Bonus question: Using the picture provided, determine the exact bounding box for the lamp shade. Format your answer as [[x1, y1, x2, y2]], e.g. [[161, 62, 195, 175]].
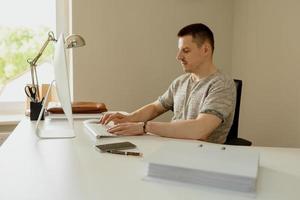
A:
[[65, 34, 86, 48]]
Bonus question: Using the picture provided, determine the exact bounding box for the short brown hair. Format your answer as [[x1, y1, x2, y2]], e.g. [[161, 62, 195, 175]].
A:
[[177, 23, 214, 52]]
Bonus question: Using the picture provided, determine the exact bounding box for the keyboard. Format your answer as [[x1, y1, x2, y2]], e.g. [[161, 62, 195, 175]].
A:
[[83, 119, 116, 139]]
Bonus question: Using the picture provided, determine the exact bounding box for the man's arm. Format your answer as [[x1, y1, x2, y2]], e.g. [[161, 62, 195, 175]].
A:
[[107, 112, 222, 140], [129, 100, 167, 122], [145, 113, 222, 140], [100, 100, 167, 124]]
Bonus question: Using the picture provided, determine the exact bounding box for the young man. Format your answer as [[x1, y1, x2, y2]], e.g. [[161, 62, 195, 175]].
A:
[[100, 23, 236, 144]]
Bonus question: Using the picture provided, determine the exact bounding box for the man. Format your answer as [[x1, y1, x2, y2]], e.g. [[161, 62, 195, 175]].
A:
[[100, 23, 236, 144]]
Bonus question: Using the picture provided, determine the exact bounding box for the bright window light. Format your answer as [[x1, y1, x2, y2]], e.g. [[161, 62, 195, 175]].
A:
[[0, 0, 56, 102]]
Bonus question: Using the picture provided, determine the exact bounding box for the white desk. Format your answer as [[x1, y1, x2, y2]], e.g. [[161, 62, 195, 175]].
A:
[[0, 118, 299, 200]]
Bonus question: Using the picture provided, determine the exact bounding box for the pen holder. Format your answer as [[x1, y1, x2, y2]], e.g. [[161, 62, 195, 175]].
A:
[[30, 101, 44, 121]]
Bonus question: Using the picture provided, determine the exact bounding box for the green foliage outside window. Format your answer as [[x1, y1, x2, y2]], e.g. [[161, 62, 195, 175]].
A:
[[0, 27, 54, 90]]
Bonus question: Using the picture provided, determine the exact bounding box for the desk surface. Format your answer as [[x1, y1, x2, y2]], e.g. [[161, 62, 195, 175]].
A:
[[0, 118, 299, 200]]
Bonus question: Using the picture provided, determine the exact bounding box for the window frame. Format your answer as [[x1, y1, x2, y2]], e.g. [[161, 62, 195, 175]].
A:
[[0, 101, 24, 114]]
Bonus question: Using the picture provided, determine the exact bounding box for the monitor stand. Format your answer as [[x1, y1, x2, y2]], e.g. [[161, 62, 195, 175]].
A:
[[35, 80, 75, 139]]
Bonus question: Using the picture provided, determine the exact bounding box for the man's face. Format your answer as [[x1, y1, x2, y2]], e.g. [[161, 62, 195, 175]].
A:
[[176, 35, 208, 73]]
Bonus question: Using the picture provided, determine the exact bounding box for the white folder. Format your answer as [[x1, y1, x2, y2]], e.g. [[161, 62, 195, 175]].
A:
[[145, 141, 259, 194]]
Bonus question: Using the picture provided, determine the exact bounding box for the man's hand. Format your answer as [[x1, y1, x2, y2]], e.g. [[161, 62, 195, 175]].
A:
[[107, 122, 145, 135], [100, 112, 132, 125]]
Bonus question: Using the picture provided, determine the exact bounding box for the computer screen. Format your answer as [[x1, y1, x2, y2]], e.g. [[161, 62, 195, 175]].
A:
[[53, 34, 74, 129], [35, 33, 75, 139]]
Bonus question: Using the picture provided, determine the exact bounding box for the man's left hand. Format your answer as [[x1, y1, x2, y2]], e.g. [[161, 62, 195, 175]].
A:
[[107, 122, 145, 135]]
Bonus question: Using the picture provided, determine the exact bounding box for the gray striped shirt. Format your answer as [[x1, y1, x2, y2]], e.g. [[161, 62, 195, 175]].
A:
[[158, 71, 236, 143]]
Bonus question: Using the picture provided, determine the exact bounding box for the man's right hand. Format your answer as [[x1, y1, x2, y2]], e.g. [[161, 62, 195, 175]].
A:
[[99, 112, 132, 125]]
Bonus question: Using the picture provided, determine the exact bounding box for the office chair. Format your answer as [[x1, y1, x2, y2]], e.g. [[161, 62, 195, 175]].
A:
[[225, 79, 252, 146]]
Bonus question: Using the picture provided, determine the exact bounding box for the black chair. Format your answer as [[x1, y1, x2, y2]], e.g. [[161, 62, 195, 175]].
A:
[[225, 79, 252, 146]]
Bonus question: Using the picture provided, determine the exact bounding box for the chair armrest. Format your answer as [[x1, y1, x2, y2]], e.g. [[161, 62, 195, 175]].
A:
[[225, 138, 252, 146]]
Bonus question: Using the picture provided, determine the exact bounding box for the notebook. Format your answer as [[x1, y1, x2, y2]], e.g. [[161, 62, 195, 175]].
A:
[[145, 141, 259, 194]]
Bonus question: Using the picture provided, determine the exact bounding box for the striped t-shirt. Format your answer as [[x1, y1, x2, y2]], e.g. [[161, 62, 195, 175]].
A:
[[158, 71, 236, 144]]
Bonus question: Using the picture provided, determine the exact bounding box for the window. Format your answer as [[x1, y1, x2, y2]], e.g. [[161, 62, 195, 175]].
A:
[[0, 0, 56, 104]]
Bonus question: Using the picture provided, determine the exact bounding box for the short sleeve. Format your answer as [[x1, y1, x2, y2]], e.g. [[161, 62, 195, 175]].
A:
[[199, 79, 236, 123], [158, 83, 174, 111]]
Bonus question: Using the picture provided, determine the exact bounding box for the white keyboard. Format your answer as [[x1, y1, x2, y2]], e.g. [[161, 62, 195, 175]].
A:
[[83, 119, 116, 139]]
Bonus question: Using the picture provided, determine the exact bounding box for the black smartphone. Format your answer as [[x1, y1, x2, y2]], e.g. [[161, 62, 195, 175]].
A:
[[95, 142, 136, 152]]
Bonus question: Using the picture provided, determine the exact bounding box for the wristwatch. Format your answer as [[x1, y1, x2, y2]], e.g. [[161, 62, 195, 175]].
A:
[[143, 121, 148, 134]]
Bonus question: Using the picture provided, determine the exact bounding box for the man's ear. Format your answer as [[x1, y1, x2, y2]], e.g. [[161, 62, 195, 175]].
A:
[[202, 42, 211, 55]]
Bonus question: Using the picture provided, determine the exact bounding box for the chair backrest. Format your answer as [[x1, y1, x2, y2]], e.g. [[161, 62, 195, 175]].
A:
[[226, 79, 242, 140]]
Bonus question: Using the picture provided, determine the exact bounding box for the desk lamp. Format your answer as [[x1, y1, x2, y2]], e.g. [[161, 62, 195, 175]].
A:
[[27, 32, 85, 121], [65, 34, 86, 48], [27, 31, 85, 99]]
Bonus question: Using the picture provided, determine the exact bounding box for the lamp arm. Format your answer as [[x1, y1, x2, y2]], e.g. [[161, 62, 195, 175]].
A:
[[28, 31, 57, 67], [26, 31, 57, 99]]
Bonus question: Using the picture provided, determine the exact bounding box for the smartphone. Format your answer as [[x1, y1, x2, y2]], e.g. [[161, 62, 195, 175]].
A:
[[95, 142, 136, 152]]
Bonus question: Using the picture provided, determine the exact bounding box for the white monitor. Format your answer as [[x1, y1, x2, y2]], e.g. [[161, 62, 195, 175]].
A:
[[35, 34, 75, 139]]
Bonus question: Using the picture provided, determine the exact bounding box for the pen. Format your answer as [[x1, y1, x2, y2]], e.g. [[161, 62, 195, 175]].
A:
[[106, 150, 143, 157]]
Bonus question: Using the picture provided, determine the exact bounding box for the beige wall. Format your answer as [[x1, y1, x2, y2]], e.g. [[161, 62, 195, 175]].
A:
[[232, 0, 300, 147], [71, 0, 234, 121], [71, 0, 300, 147]]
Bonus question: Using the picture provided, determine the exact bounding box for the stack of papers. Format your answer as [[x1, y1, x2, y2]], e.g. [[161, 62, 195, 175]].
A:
[[145, 141, 259, 193]]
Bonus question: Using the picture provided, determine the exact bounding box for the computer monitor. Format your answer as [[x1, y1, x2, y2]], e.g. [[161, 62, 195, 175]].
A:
[[35, 33, 75, 139]]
